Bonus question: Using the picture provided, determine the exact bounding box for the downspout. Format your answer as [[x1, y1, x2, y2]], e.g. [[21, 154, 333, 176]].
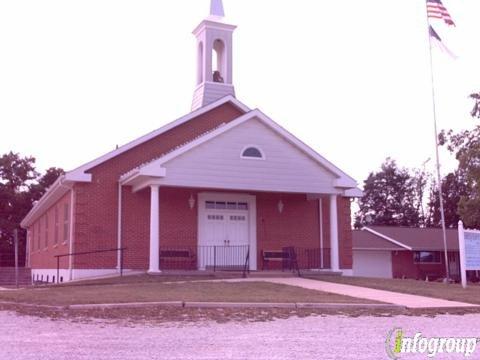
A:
[[58, 176, 75, 281], [318, 198, 324, 269], [68, 188, 75, 281], [117, 182, 123, 272]]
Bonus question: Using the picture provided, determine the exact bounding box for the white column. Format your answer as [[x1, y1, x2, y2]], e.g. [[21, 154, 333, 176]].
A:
[[458, 221, 467, 288], [148, 185, 161, 274], [329, 194, 340, 271]]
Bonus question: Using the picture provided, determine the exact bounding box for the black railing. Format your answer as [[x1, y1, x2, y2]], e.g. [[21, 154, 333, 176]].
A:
[[295, 247, 331, 270], [159, 245, 250, 272], [242, 249, 250, 278], [54, 247, 126, 284], [261, 247, 331, 275], [0, 253, 15, 268]]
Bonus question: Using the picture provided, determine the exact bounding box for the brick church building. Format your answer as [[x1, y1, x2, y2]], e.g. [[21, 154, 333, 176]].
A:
[[21, 0, 362, 282]]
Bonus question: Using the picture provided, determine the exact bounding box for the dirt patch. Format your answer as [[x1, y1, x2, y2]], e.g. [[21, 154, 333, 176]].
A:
[[3, 301, 480, 326]]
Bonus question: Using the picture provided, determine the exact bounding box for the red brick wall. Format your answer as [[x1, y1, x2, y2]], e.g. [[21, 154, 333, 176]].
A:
[[28, 192, 72, 270], [338, 197, 353, 269], [29, 187, 354, 271], [119, 187, 352, 271], [392, 251, 452, 279], [257, 193, 320, 269]]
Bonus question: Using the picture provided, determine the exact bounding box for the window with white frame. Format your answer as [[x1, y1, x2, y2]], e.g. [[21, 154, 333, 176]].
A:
[[205, 201, 248, 210], [32, 226, 35, 252], [45, 214, 49, 248], [37, 221, 41, 250], [54, 206, 59, 244], [63, 203, 69, 242], [413, 251, 441, 264]]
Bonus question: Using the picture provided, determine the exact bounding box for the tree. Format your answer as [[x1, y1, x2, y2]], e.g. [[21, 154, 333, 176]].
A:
[[426, 171, 469, 228], [0, 152, 64, 265], [355, 158, 426, 228], [437, 92, 480, 228], [29, 167, 65, 201]]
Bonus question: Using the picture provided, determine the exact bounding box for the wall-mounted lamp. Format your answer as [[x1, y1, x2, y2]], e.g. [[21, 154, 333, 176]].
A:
[[277, 200, 284, 214], [188, 194, 196, 210]]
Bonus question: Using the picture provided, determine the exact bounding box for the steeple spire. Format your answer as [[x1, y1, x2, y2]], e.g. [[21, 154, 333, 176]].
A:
[[210, 0, 225, 18]]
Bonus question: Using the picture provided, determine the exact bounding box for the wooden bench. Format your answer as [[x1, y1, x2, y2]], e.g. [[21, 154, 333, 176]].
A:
[[159, 249, 196, 270], [262, 250, 289, 270]]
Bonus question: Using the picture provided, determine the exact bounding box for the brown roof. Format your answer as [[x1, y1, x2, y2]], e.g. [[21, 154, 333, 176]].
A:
[[353, 226, 459, 251], [352, 229, 406, 251]]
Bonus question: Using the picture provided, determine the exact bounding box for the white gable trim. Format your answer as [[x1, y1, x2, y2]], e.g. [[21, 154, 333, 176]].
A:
[[126, 109, 358, 189], [362, 227, 413, 251], [344, 188, 363, 198], [20, 176, 73, 228], [66, 96, 250, 182]]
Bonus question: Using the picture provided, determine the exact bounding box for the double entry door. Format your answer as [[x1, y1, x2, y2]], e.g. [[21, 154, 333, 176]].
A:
[[199, 200, 250, 269]]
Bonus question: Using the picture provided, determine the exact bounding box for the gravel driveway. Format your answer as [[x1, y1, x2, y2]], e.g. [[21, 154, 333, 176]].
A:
[[1, 311, 480, 360]]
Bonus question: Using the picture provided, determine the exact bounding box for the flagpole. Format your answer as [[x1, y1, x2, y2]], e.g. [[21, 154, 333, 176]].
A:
[[424, 2, 450, 281]]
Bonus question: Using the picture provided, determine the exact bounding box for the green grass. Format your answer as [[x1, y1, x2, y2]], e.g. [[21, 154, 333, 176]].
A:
[[0, 275, 378, 306], [307, 275, 480, 305]]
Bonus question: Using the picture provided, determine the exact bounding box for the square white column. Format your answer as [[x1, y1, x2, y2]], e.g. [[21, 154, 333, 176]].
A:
[[148, 185, 161, 274], [329, 194, 340, 271]]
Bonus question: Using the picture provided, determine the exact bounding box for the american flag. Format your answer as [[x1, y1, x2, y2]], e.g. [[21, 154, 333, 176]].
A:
[[426, 0, 455, 26]]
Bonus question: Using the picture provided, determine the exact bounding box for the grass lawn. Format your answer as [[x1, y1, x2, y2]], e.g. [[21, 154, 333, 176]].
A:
[[0, 275, 378, 306], [307, 275, 480, 305]]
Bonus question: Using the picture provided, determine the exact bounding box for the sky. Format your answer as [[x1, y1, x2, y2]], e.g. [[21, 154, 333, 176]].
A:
[[1, 0, 480, 188]]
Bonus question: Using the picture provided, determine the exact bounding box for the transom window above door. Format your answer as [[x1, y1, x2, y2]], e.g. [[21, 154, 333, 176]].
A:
[[206, 201, 249, 210]]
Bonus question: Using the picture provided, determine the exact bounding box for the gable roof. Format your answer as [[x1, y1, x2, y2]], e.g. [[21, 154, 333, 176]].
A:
[[353, 226, 459, 251], [22, 96, 362, 228], [120, 109, 360, 191], [21, 96, 249, 228], [65, 95, 250, 182]]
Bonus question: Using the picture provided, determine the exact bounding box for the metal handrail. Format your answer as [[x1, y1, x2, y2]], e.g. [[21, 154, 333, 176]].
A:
[[242, 249, 250, 278], [53, 247, 126, 284]]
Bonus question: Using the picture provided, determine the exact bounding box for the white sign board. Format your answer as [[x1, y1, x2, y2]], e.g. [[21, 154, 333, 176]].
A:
[[464, 232, 480, 270], [458, 221, 480, 288]]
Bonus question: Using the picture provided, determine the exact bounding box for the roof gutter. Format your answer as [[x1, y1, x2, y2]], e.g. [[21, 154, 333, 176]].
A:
[[20, 175, 74, 228]]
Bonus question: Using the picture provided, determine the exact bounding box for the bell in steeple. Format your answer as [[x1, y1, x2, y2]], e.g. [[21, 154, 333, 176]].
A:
[[192, 0, 237, 111]]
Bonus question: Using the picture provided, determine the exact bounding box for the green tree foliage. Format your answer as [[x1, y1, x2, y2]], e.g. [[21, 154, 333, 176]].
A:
[[0, 152, 64, 265], [426, 171, 469, 228], [355, 158, 426, 228], [437, 92, 480, 228]]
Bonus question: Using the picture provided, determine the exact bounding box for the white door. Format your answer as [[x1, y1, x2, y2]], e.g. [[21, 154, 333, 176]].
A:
[[353, 250, 393, 278], [199, 200, 250, 269]]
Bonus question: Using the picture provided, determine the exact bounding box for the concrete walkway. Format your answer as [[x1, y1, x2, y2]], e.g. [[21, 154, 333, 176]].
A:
[[224, 277, 479, 309]]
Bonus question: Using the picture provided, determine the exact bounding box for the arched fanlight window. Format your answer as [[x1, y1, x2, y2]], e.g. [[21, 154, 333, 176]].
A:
[[241, 146, 265, 160]]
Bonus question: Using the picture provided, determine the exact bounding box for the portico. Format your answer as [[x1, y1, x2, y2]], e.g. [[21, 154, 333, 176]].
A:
[[119, 113, 360, 273]]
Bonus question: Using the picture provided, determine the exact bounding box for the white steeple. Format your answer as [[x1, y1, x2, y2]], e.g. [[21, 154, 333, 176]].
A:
[[191, 0, 237, 111], [210, 0, 225, 18]]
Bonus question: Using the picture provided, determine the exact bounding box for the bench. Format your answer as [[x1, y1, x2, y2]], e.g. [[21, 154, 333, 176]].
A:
[[262, 248, 298, 271], [159, 249, 196, 270]]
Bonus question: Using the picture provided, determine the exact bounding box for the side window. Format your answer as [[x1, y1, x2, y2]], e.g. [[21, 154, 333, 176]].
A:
[[45, 214, 49, 247], [54, 206, 59, 244], [63, 203, 70, 242]]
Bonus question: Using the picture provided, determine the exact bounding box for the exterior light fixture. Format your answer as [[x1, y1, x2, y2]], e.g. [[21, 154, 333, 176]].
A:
[[277, 200, 284, 214], [188, 194, 196, 210]]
